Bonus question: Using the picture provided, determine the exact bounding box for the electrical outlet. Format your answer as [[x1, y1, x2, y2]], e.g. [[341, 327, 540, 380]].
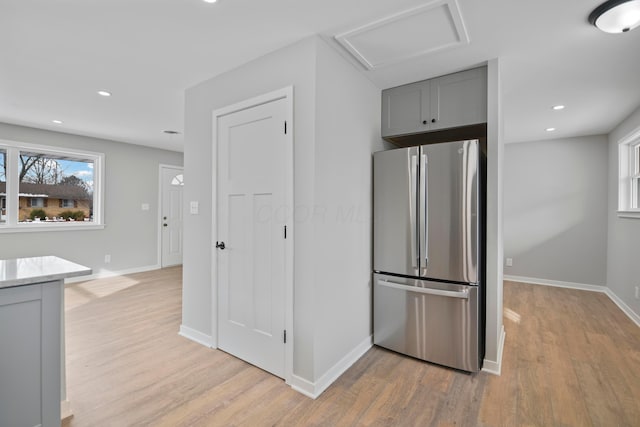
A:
[[104, 254, 111, 264], [506, 257, 513, 267]]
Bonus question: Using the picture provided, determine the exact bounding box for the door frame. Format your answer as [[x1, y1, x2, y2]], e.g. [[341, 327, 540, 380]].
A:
[[211, 86, 294, 384], [158, 164, 184, 267]]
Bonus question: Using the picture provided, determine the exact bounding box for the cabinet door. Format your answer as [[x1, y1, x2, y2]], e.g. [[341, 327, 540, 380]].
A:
[[0, 282, 61, 427], [429, 67, 487, 131], [381, 81, 430, 137]]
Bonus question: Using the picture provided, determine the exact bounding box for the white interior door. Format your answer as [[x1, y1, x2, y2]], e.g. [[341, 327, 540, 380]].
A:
[[161, 166, 184, 267], [216, 97, 287, 378]]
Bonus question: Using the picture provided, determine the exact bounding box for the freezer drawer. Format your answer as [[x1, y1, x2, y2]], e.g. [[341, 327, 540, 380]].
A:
[[373, 273, 480, 372]]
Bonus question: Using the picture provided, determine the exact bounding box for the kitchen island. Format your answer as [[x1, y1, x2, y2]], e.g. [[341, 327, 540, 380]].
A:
[[0, 256, 91, 427]]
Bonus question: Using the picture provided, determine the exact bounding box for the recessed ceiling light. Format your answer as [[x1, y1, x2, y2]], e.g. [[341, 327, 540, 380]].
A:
[[52, 119, 63, 124], [97, 90, 112, 97], [203, 0, 217, 3], [546, 127, 556, 132], [552, 105, 565, 110], [163, 130, 181, 135]]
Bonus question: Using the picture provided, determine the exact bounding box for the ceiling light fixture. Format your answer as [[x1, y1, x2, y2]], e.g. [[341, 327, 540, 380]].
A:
[[97, 90, 112, 97], [589, 0, 640, 33], [203, 0, 218, 3], [552, 105, 565, 110], [546, 127, 556, 132], [52, 119, 63, 124]]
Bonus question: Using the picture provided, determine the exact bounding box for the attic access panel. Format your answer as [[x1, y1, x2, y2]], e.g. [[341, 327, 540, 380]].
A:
[[335, 0, 470, 70]]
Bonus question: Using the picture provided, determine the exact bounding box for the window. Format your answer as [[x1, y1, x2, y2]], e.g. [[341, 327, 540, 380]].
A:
[[29, 197, 45, 208], [632, 143, 640, 209], [618, 130, 640, 218], [0, 148, 5, 224], [0, 140, 104, 231], [171, 173, 184, 186]]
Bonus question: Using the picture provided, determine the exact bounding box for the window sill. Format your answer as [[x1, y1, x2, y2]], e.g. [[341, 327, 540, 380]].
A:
[[617, 211, 640, 219], [0, 223, 106, 233]]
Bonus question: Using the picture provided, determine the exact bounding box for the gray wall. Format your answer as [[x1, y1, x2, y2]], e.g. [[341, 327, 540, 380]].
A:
[[503, 135, 609, 286], [183, 37, 316, 379], [0, 122, 183, 273], [312, 39, 382, 377], [182, 36, 384, 384], [607, 105, 640, 317]]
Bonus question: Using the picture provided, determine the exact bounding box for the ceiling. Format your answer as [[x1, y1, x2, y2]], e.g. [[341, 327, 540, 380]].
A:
[[1, 0, 639, 152]]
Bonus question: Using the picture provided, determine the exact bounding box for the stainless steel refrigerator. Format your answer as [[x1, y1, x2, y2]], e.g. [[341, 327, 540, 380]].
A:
[[373, 139, 485, 372]]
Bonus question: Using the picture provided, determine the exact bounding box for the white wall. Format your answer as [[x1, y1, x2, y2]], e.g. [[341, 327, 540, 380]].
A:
[[503, 135, 609, 286], [312, 39, 383, 378], [607, 105, 640, 318], [484, 58, 504, 373], [183, 36, 382, 387], [183, 37, 317, 379], [0, 122, 183, 274]]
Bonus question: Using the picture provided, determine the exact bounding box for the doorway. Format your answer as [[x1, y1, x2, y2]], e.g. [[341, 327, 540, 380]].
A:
[[212, 87, 293, 381], [160, 165, 184, 267]]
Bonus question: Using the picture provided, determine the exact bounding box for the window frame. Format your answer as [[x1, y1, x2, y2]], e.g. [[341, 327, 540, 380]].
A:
[[0, 139, 105, 233], [617, 128, 640, 218]]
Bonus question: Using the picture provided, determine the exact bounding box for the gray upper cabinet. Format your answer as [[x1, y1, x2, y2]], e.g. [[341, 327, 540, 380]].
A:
[[381, 67, 487, 138], [381, 80, 429, 137]]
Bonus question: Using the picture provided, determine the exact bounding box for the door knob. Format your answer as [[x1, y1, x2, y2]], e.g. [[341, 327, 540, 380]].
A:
[[216, 241, 226, 250]]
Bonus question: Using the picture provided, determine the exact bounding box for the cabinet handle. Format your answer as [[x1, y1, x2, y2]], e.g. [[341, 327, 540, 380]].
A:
[[431, 118, 437, 123], [422, 120, 427, 125]]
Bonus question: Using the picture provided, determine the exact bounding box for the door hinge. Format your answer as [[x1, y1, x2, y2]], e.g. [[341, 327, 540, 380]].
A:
[[284, 121, 287, 135], [284, 225, 287, 239], [284, 330, 287, 344]]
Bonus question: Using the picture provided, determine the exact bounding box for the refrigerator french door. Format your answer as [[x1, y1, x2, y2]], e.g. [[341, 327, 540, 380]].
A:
[[373, 140, 483, 372]]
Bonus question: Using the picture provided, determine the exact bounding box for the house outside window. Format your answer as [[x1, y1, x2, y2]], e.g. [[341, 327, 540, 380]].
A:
[[0, 140, 104, 231], [618, 130, 640, 218]]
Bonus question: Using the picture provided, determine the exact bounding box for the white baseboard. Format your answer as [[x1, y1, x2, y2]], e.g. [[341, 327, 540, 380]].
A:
[[504, 275, 639, 327], [604, 288, 640, 327], [289, 375, 317, 399], [61, 399, 73, 421], [64, 264, 162, 284], [290, 335, 372, 399], [504, 275, 606, 292], [179, 325, 214, 348], [482, 325, 505, 376]]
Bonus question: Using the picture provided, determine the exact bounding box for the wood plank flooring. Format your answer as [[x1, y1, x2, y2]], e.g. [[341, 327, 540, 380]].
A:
[[62, 270, 640, 427]]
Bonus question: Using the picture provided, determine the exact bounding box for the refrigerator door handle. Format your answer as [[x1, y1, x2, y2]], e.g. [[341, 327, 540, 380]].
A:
[[419, 153, 428, 274], [410, 154, 419, 269], [377, 279, 469, 299]]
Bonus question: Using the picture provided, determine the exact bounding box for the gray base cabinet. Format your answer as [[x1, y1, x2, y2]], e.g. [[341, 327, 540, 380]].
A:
[[381, 67, 487, 138], [0, 281, 62, 427]]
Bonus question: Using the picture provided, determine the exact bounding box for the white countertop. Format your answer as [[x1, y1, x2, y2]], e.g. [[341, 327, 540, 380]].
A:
[[0, 256, 92, 289]]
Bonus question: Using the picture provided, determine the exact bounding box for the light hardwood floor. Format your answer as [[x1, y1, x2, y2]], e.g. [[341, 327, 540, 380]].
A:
[[62, 268, 640, 427]]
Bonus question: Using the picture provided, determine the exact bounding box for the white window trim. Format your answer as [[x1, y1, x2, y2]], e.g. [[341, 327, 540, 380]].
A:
[[617, 127, 640, 218], [0, 139, 105, 233]]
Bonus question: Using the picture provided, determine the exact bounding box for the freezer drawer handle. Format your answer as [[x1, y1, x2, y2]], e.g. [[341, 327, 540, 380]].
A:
[[377, 279, 469, 299]]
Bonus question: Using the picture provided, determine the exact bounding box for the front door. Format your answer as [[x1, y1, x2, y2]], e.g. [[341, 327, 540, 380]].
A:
[[216, 97, 287, 378], [161, 166, 184, 267]]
